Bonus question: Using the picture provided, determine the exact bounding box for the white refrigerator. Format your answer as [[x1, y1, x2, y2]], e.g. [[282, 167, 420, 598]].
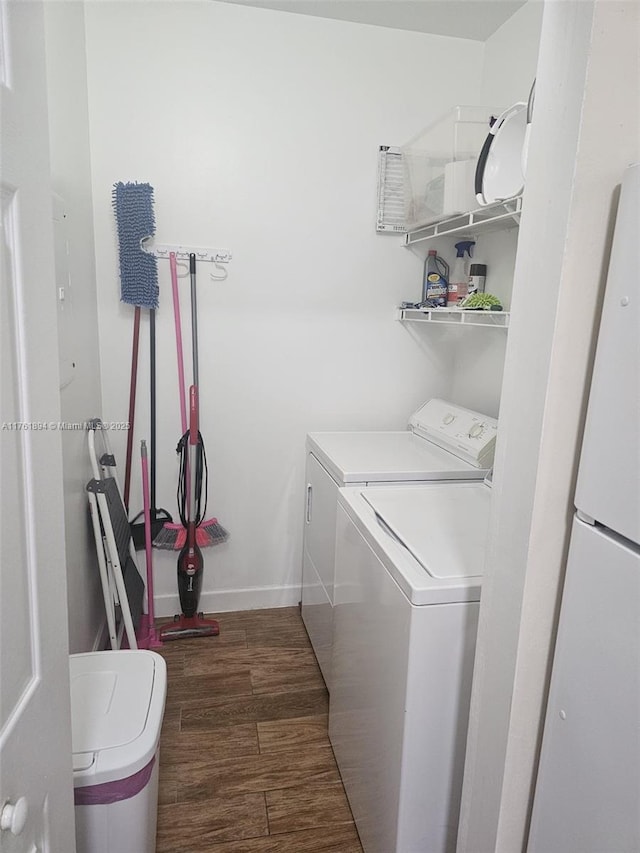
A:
[[528, 163, 640, 852]]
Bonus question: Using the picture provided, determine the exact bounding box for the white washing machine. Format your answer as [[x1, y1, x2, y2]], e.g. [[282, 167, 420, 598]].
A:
[[301, 399, 496, 689], [328, 480, 492, 853]]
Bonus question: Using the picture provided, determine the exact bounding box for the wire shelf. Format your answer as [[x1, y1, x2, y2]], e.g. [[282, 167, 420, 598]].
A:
[[397, 307, 510, 328], [404, 196, 523, 246]]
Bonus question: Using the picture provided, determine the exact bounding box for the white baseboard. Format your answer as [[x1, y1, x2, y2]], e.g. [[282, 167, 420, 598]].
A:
[[153, 584, 301, 618]]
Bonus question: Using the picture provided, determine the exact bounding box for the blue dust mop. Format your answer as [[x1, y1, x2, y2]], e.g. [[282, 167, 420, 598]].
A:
[[112, 181, 172, 544], [112, 181, 159, 310]]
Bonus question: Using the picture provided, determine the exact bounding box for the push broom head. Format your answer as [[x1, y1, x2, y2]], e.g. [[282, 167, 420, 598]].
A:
[[153, 406, 229, 551], [112, 181, 159, 309], [153, 518, 229, 551]]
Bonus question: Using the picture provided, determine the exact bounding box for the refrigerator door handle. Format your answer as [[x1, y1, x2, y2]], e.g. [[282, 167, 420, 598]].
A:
[[576, 509, 596, 525]]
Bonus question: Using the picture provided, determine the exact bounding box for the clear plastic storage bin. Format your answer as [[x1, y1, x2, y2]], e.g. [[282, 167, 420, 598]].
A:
[[401, 106, 499, 230]]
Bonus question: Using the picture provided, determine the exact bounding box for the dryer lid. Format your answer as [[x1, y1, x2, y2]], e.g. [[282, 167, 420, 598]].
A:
[[409, 399, 498, 469], [363, 483, 491, 579]]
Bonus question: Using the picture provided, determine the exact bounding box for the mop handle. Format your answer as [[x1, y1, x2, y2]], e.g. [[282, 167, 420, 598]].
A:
[[123, 307, 141, 511], [170, 252, 187, 434], [150, 308, 157, 514], [190, 254, 199, 389], [140, 440, 156, 626]]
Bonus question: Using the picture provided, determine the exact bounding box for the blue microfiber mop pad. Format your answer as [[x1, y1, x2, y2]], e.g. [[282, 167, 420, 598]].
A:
[[112, 181, 159, 309]]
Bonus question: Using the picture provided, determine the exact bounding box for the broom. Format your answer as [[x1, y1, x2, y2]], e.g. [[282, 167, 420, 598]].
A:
[[153, 252, 228, 550]]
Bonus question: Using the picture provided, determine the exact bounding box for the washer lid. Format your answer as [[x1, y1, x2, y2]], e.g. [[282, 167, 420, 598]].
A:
[[70, 651, 167, 786], [362, 483, 491, 579], [307, 431, 483, 485]]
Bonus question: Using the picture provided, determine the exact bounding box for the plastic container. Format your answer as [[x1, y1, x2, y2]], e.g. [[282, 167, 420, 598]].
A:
[[468, 263, 487, 296], [448, 240, 475, 307], [401, 106, 500, 229], [422, 250, 449, 307], [70, 651, 167, 853]]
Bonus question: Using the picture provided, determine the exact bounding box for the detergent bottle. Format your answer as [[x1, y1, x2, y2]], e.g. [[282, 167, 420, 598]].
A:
[[447, 240, 475, 307], [422, 250, 449, 307]]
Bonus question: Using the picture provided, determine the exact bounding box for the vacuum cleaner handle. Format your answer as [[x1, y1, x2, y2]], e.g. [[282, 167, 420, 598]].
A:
[[189, 385, 199, 445], [189, 253, 199, 389], [170, 252, 188, 434]]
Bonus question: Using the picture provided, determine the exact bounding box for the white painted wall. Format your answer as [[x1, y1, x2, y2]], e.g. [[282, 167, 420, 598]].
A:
[[458, 2, 640, 851], [44, 2, 104, 653], [84, 0, 483, 615], [480, 0, 543, 108], [449, 0, 544, 418]]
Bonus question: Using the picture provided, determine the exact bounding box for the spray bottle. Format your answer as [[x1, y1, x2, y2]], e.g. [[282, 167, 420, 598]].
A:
[[468, 263, 487, 296], [422, 250, 449, 307], [447, 240, 475, 307]]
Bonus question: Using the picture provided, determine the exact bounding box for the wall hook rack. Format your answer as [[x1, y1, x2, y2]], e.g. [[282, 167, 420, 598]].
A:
[[140, 236, 232, 265]]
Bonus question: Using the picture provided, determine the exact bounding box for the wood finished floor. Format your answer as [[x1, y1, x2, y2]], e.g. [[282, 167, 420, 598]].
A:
[[155, 606, 364, 853]]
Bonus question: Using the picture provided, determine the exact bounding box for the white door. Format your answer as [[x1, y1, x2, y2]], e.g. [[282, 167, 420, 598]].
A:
[[574, 163, 640, 542], [528, 517, 640, 853], [0, 2, 76, 852]]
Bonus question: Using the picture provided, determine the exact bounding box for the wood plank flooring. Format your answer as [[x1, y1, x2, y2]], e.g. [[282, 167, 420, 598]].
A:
[[155, 606, 364, 853]]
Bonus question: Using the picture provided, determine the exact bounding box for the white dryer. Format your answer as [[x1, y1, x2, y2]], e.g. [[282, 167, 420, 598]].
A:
[[301, 399, 497, 689], [329, 480, 492, 853]]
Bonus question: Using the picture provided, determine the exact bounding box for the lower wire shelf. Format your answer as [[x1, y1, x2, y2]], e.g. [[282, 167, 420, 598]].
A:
[[396, 306, 510, 328]]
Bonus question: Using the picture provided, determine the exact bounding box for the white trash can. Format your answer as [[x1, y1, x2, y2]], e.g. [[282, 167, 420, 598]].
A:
[[70, 650, 167, 853]]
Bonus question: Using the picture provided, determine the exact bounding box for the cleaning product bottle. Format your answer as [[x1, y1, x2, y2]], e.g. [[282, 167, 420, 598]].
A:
[[447, 240, 475, 307], [468, 263, 487, 296], [422, 250, 449, 307]]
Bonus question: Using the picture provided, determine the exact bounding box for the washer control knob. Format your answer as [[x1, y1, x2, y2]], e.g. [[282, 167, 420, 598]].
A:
[[469, 423, 484, 439], [1, 797, 29, 836], [443, 413, 455, 425]]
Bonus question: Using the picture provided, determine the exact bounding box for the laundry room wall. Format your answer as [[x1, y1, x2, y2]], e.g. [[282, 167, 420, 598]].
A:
[[43, 2, 104, 653], [448, 0, 544, 418], [84, 0, 484, 614]]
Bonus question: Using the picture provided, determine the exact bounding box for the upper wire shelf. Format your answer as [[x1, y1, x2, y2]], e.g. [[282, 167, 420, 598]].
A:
[[403, 195, 523, 247]]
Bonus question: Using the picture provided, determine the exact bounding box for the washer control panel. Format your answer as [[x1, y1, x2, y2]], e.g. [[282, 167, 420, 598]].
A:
[[409, 398, 498, 467]]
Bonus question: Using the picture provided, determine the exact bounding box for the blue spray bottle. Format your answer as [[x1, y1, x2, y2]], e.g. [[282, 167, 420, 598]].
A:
[[447, 240, 475, 307]]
